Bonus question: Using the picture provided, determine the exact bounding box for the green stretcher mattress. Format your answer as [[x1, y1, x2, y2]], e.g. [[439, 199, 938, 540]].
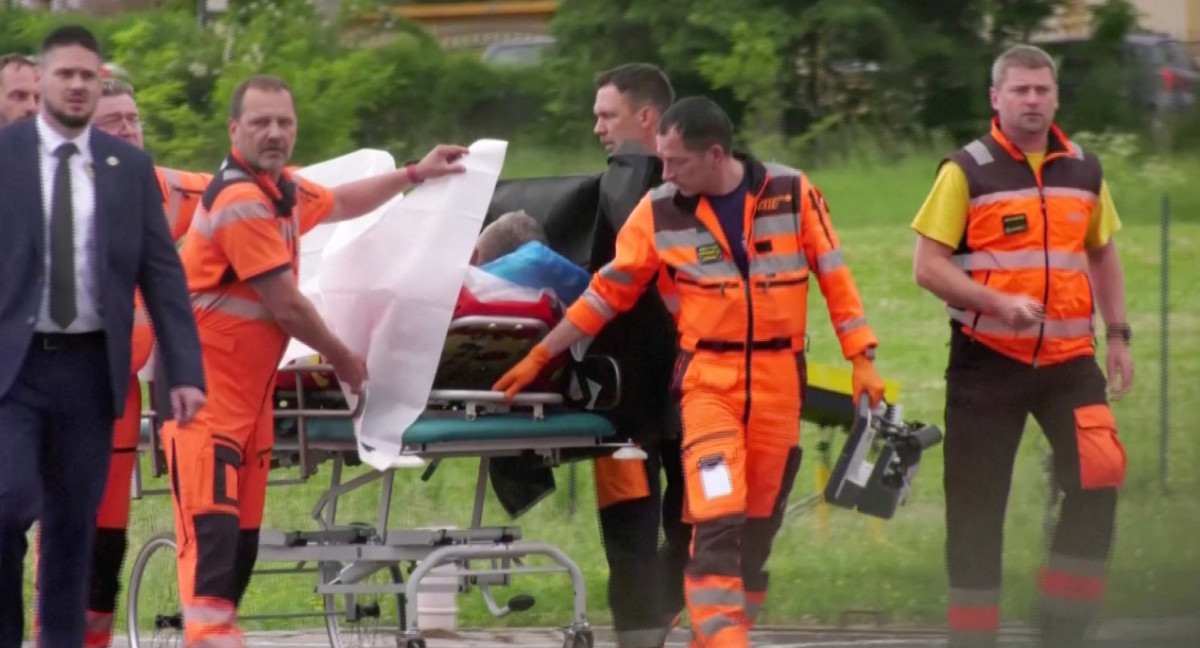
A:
[[142, 411, 614, 447]]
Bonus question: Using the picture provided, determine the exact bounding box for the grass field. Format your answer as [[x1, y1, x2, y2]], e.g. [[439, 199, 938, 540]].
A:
[[23, 140, 1200, 636]]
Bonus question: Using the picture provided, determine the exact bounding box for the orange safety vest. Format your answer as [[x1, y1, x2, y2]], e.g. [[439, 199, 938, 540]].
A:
[[945, 119, 1101, 367], [130, 166, 214, 373], [568, 156, 876, 361]]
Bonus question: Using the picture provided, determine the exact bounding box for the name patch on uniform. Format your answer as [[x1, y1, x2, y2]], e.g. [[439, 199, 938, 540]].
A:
[[1002, 213, 1028, 235], [698, 455, 733, 500], [696, 243, 723, 264], [754, 240, 773, 253]]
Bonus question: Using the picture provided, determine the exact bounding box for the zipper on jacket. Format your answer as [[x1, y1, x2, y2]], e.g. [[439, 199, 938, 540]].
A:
[[1030, 160, 1055, 368], [739, 175, 772, 425]]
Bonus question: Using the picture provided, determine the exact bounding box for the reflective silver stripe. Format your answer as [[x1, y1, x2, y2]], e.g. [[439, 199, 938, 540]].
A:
[[697, 612, 739, 638], [763, 162, 801, 178], [965, 140, 993, 165], [1047, 553, 1107, 578], [836, 316, 868, 335], [743, 600, 762, 622], [949, 587, 1002, 607], [190, 635, 244, 648], [194, 200, 273, 238], [183, 603, 237, 626], [689, 587, 745, 607], [749, 252, 806, 276], [581, 289, 617, 323], [948, 307, 1093, 338], [816, 249, 845, 275], [1043, 187, 1097, 203], [614, 628, 669, 648], [1068, 140, 1085, 160], [675, 261, 741, 281], [660, 293, 680, 315], [159, 167, 183, 232], [753, 213, 797, 236], [221, 168, 251, 182], [599, 262, 634, 285], [655, 229, 717, 250], [968, 187, 1041, 209], [85, 611, 114, 633], [191, 292, 273, 321], [1040, 595, 1100, 615], [133, 305, 150, 327], [951, 250, 1088, 273]]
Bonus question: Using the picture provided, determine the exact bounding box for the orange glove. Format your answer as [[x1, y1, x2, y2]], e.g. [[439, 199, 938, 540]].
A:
[[492, 343, 553, 401], [851, 352, 885, 407]]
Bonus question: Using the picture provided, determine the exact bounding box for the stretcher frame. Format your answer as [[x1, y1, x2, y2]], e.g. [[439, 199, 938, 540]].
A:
[[125, 316, 625, 648]]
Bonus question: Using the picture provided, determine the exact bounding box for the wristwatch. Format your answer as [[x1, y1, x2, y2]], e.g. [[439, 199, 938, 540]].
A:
[[1106, 323, 1132, 344]]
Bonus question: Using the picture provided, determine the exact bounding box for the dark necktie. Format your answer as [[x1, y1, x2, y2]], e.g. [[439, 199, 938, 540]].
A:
[[50, 142, 78, 329]]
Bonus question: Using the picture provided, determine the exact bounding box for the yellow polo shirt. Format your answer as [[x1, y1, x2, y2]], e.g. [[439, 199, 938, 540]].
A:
[[911, 153, 1122, 249]]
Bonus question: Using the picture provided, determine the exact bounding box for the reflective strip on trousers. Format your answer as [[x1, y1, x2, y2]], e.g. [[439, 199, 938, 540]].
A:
[[133, 305, 150, 326], [949, 588, 1001, 607], [951, 249, 1088, 273], [697, 612, 740, 638], [743, 600, 762, 624], [968, 187, 1041, 209], [948, 308, 1092, 338], [191, 292, 274, 321], [184, 603, 237, 626], [1046, 553, 1106, 578], [188, 634, 244, 648], [84, 611, 114, 634], [689, 587, 745, 608], [815, 249, 844, 275], [615, 627, 669, 648]]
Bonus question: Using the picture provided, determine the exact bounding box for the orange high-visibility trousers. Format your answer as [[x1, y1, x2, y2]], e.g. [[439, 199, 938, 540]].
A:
[[678, 349, 805, 648], [161, 320, 280, 648]]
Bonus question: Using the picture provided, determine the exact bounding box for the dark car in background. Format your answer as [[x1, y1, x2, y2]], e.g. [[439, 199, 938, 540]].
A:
[[1039, 31, 1200, 113]]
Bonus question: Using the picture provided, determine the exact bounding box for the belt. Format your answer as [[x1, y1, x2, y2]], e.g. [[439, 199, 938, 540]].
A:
[[32, 331, 106, 351], [695, 336, 794, 353]]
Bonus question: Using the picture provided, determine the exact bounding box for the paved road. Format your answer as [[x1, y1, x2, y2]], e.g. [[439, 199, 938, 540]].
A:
[[100, 618, 1200, 648]]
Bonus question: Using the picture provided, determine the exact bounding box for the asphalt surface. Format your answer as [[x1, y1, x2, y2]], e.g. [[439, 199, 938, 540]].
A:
[[94, 618, 1200, 648]]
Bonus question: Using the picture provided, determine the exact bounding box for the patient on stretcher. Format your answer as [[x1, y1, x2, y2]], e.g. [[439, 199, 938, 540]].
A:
[[274, 211, 596, 517]]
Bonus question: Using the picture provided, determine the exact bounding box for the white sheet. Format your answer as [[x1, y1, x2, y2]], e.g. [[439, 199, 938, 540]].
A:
[[294, 141, 508, 470]]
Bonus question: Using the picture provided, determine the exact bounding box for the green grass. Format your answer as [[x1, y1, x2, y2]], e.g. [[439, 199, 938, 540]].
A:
[[22, 145, 1200, 636]]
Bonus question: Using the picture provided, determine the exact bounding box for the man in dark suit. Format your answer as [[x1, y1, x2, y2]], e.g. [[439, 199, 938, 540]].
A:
[[0, 25, 205, 648]]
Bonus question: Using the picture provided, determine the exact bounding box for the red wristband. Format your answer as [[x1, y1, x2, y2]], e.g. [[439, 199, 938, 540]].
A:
[[405, 163, 422, 184]]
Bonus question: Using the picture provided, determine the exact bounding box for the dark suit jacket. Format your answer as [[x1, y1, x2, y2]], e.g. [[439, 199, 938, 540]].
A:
[[0, 119, 205, 416]]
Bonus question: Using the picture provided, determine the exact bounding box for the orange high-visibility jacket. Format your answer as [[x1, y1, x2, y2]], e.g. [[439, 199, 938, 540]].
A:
[[130, 166, 213, 371], [945, 119, 1101, 367], [567, 156, 876, 361]]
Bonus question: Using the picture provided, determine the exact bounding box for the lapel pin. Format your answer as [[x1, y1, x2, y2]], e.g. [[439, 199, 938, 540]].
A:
[[106, 156, 119, 167]]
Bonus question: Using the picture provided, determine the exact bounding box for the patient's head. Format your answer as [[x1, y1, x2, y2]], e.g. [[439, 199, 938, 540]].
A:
[[472, 210, 548, 265]]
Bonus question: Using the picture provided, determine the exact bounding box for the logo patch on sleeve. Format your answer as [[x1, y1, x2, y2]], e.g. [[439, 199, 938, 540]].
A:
[[1002, 213, 1028, 235], [696, 243, 723, 264]]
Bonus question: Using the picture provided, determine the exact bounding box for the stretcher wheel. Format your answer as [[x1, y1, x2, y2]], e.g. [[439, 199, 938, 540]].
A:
[[562, 629, 593, 648], [323, 562, 405, 648], [126, 533, 183, 648]]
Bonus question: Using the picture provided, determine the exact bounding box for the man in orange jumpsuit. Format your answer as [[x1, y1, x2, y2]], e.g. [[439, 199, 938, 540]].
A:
[[495, 96, 886, 648], [84, 77, 211, 648], [161, 74, 467, 648]]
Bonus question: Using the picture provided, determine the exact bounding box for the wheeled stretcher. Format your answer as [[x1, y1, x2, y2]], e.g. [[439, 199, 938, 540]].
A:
[[126, 314, 624, 648]]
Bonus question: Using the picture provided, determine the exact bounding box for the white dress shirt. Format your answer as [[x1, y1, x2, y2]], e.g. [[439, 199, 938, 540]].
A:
[[35, 114, 102, 333]]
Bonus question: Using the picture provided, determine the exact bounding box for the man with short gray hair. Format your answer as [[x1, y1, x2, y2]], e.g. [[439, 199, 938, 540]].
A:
[[0, 53, 38, 127], [472, 209, 548, 265]]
